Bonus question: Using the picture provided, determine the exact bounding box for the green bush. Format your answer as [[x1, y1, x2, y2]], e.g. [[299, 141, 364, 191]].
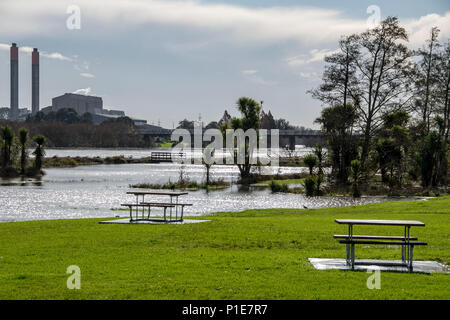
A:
[[351, 159, 361, 198], [269, 181, 289, 193], [104, 156, 127, 164], [303, 176, 316, 197]]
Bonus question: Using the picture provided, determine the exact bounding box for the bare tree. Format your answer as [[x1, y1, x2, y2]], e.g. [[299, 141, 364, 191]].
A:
[[308, 35, 359, 108], [352, 17, 414, 172], [436, 40, 450, 184], [413, 27, 441, 133]]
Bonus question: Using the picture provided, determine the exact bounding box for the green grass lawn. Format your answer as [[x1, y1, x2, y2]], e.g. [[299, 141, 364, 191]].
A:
[[156, 141, 174, 148], [0, 197, 449, 299]]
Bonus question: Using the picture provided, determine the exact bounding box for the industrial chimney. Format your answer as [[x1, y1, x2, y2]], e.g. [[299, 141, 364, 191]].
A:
[[32, 48, 40, 115], [10, 43, 19, 120]]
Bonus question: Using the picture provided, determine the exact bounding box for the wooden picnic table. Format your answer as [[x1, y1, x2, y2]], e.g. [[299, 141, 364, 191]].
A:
[[334, 219, 427, 271], [125, 191, 190, 222]]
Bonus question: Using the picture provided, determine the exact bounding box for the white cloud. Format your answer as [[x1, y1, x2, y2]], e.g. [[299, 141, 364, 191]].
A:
[[299, 72, 320, 81], [286, 49, 340, 67], [0, 42, 73, 61], [241, 69, 258, 75], [73, 87, 92, 95], [41, 52, 72, 61], [241, 69, 276, 86], [404, 12, 450, 48], [80, 72, 95, 78], [0, 0, 366, 45], [0, 1, 448, 47]]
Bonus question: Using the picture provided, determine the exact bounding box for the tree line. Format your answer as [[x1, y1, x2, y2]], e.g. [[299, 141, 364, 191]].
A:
[[2, 108, 149, 148], [176, 109, 301, 131], [308, 17, 449, 193]]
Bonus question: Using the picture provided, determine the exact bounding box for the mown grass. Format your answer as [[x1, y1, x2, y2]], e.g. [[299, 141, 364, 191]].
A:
[[0, 197, 449, 299], [156, 141, 175, 148]]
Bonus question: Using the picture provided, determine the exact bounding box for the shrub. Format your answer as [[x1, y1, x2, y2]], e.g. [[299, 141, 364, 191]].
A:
[[104, 156, 127, 164], [316, 174, 324, 196], [351, 159, 361, 198], [303, 176, 316, 197], [269, 181, 289, 193]]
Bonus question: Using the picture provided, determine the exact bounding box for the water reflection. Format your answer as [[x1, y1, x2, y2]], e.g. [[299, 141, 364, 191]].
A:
[[0, 162, 415, 222], [40, 147, 316, 159]]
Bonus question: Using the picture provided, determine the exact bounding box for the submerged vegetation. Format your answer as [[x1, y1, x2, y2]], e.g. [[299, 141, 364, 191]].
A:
[[0, 125, 47, 177], [130, 179, 230, 191]]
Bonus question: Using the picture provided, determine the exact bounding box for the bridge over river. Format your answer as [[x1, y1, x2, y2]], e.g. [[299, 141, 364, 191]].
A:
[[137, 126, 326, 150]]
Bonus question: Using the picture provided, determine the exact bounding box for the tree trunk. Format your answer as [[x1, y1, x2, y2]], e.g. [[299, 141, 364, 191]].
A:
[[21, 147, 26, 175]]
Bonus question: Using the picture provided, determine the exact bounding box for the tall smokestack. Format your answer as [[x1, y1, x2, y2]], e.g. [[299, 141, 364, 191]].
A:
[[10, 43, 19, 120], [32, 48, 40, 115]]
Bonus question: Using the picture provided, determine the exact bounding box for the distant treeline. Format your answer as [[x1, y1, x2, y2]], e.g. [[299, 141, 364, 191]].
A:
[[2, 118, 149, 148]]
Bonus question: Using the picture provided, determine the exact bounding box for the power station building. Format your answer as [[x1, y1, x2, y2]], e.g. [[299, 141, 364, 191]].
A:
[[50, 93, 146, 125], [52, 93, 103, 115], [5, 42, 146, 126]]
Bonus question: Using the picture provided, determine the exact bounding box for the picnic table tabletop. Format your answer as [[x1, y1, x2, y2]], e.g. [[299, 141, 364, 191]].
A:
[[335, 219, 425, 227], [126, 191, 189, 197]]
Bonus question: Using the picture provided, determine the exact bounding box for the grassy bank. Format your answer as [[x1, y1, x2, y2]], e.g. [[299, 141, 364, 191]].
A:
[[251, 178, 305, 187], [130, 179, 230, 191], [0, 197, 449, 299], [42, 156, 154, 168]]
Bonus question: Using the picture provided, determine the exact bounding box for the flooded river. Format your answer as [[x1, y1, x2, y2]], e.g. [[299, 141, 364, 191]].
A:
[[0, 149, 416, 222]]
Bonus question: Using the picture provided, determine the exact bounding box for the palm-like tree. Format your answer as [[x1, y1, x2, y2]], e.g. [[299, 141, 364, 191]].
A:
[[33, 135, 46, 172], [1, 126, 14, 168], [303, 154, 317, 175], [313, 144, 325, 176], [19, 128, 28, 174]]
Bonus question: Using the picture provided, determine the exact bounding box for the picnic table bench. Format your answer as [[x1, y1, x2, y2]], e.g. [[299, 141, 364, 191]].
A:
[[334, 219, 427, 272], [123, 191, 191, 223]]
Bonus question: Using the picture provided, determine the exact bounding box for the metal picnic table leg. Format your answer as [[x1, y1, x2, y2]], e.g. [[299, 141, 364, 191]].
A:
[[407, 226, 411, 267], [351, 243, 355, 269], [169, 195, 173, 221], [402, 226, 406, 263], [176, 196, 179, 219], [135, 194, 139, 220], [409, 245, 414, 272], [349, 224, 355, 269], [142, 195, 145, 219], [346, 224, 352, 266]]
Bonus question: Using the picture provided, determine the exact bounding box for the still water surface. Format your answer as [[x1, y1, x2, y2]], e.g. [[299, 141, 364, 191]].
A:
[[0, 158, 416, 222]]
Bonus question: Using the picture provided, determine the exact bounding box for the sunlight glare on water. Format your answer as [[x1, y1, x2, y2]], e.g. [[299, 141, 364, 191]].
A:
[[0, 162, 415, 222]]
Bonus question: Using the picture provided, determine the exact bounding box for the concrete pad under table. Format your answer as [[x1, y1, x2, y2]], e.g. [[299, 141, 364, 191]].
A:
[[99, 218, 211, 225], [308, 258, 449, 274]]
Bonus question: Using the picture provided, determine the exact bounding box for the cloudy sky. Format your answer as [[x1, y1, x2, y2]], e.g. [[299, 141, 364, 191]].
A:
[[0, 0, 449, 127]]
